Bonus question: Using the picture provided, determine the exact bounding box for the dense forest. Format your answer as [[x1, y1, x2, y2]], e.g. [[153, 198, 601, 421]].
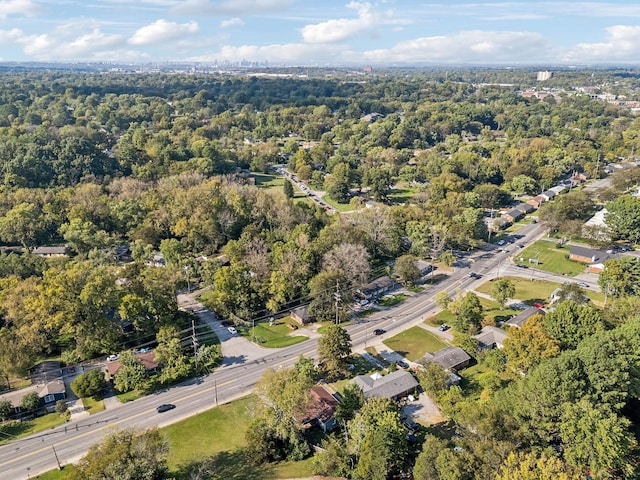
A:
[[1, 68, 640, 479]]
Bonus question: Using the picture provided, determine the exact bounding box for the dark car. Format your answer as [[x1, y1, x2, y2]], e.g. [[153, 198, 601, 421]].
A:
[[397, 360, 410, 369], [156, 404, 176, 413], [373, 328, 386, 336], [515, 263, 529, 269]]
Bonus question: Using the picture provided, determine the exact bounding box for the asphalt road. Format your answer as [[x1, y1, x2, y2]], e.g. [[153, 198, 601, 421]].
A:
[[0, 222, 549, 479]]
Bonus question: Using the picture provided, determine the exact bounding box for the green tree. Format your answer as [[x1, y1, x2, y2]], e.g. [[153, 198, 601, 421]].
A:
[[71, 368, 107, 399], [154, 326, 192, 384], [55, 399, 69, 415], [113, 351, 148, 393], [495, 451, 581, 480], [435, 290, 451, 309], [553, 282, 590, 305], [606, 194, 640, 242], [449, 292, 483, 333], [560, 400, 637, 478], [335, 382, 364, 424], [283, 178, 294, 198], [393, 254, 421, 286], [598, 256, 640, 298], [70, 428, 169, 480], [491, 278, 516, 310], [503, 314, 560, 374], [317, 324, 352, 380], [20, 391, 41, 414], [438, 250, 457, 267], [542, 300, 603, 349], [510, 174, 537, 195], [0, 202, 44, 247], [415, 361, 449, 399], [0, 399, 13, 421]]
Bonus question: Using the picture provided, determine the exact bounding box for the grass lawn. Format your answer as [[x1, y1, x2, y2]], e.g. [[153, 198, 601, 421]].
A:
[[407, 285, 424, 293], [478, 298, 519, 324], [426, 309, 455, 326], [240, 317, 308, 348], [320, 194, 353, 213], [252, 173, 284, 188], [475, 276, 605, 305], [316, 320, 350, 334], [81, 397, 105, 414], [378, 294, 408, 307], [0, 412, 69, 446], [517, 240, 585, 276], [383, 326, 447, 361], [34, 466, 77, 479], [116, 389, 146, 403]]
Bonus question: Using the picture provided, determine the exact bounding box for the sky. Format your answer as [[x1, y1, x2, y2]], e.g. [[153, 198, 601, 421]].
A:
[[2, 0, 640, 65]]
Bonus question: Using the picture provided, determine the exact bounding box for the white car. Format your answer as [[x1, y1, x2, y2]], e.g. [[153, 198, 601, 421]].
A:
[[106, 354, 119, 362], [227, 326, 238, 335]]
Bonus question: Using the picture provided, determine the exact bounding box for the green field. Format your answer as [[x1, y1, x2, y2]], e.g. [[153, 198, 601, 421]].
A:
[[81, 397, 105, 414], [320, 194, 354, 212], [426, 309, 456, 326], [517, 240, 585, 276], [383, 326, 448, 361], [240, 317, 308, 348], [475, 276, 605, 305], [0, 412, 69, 446], [378, 294, 408, 307]]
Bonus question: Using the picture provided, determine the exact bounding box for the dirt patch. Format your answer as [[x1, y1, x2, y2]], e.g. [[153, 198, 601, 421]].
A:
[[401, 393, 445, 425]]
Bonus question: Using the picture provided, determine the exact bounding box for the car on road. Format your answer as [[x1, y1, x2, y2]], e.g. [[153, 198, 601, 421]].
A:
[[515, 264, 529, 269], [517, 243, 525, 248], [227, 326, 238, 335], [156, 404, 176, 413], [468, 272, 482, 279], [373, 328, 386, 336], [497, 240, 506, 246], [577, 282, 590, 288], [532, 302, 545, 309], [396, 360, 410, 369], [438, 324, 450, 331], [106, 354, 119, 362]]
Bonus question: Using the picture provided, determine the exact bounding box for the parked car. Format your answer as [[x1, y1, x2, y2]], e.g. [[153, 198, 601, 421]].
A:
[[438, 324, 450, 331], [577, 282, 590, 288], [515, 264, 529, 269], [397, 360, 410, 369], [497, 240, 506, 246], [227, 326, 238, 335], [156, 404, 176, 413], [373, 328, 386, 336], [532, 302, 545, 309], [106, 354, 119, 362]]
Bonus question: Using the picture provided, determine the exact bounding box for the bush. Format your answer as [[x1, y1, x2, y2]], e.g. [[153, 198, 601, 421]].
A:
[[55, 399, 69, 415], [20, 392, 41, 414], [71, 368, 106, 399]]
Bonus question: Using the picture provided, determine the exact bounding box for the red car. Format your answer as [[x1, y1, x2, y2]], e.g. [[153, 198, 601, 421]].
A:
[[533, 302, 545, 309]]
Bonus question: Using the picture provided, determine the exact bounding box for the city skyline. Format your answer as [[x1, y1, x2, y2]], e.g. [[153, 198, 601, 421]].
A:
[[2, 1, 640, 65]]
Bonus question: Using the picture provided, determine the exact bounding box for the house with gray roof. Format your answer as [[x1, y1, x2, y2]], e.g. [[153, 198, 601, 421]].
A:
[[515, 203, 535, 215], [473, 326, 508, 350], [353, 370, 418, 400], [422, 346, 471, 371], [358, 276, 396, 300], [502, 209, 524, 223], [32, 245, 68, 257], [505, 307, 545, 328], [540, 190, 557, 201]]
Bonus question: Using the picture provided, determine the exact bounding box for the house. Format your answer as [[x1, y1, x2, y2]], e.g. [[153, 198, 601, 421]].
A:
[[32, 245, 68, 257], [493, 217, 512, 230], [473, 326, 508, 350], [506, 307, 546, 328], [540, 190, 557, 202], [413, 259, 433, 276], [39, 380, 66, 412], [149, 252, 166, 267], [583, 209, 612, 242], [515, 203, 535, 215], [358, 276, 396, 300], [527, 196, 545, 209], [290, 305, 313, 325], [112, 244, 132, 263], [353, 370, 418, 400], [30, 361, 63, 385], [549, 184, 568, 195], [422, 346, 471, 371], [106, 351, 159, 379], [302, 386, 339, 432], [569, 245, 616, 272], [502, 209, 524, 223]]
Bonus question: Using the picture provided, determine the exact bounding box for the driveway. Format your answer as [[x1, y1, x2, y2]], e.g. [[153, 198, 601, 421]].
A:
[[177, 293, 273, 367]]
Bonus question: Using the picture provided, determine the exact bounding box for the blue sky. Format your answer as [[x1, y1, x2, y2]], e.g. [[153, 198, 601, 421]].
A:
[[2, 0, 640, 64]]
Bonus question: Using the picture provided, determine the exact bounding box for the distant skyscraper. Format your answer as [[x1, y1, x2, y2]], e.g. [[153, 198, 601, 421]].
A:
[[537, 71, 553, 81]]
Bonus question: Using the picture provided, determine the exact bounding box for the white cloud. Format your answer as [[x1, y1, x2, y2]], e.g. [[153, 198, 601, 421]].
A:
[[564, 25, 640, 62], [363, 30, 552, 63], [0, 0, 44, 18], [129, 19, 199, 46], [300, 1, 393, 44], [189, 42, 352, 64], [220, 17, 244, 28], [171, 0, 292, 16], [20, 29, 128, 60], [0, 29, 24, 45]]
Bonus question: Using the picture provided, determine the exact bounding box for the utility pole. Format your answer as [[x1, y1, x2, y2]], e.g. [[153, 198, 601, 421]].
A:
[[334, 279, 341, 325], [52, 444, 62, 470], [191, 318, 198, 371], [214, 379, 218, 406]]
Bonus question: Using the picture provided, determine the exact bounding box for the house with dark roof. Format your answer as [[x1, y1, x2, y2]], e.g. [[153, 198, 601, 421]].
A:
[[39, 380, 66, 412], [540, 190, 557, 201], [493, 217, 512, 230], [413, 259, 433, 276], [302, 386, 339, 432], [290, 305, 313, 325], [30, 361, 63, 385], [358, 276, 396, 300], [505, 307, 545, 328], [353, 370, 418, 400], [473, 326, 508, 350], [106, 351, 158, 379], [422, 346, 471, 371], [515, 203, 535, 215], [569, 245, 616, 272], [502, 209, 524, 223]]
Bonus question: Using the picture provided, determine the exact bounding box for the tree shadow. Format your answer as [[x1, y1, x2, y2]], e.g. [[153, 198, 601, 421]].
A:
[[173, 450, 274, 480]]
